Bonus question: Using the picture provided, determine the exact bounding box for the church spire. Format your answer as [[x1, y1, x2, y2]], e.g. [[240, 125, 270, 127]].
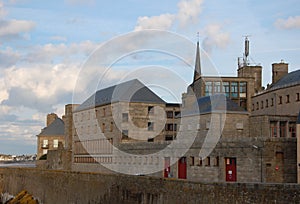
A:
[[193, 39, 201, 82]]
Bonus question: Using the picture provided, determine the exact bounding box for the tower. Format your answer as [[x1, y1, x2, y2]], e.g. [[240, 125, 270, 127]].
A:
[[193, 40, 201, 82], [237, 36, 263, 93], [272, 60, 288, 84]]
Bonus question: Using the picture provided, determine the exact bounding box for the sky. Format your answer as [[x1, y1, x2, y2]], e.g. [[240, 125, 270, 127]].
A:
[[0, 0, 299, 155]]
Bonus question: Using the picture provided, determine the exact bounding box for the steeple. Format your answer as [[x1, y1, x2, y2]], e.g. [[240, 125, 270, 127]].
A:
[[193, 40, 201, 82]]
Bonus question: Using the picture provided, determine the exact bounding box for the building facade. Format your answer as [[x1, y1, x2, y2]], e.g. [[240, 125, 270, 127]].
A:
[[36, 113, 65, 159]]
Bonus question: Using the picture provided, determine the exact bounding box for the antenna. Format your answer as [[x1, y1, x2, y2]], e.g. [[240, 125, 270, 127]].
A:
[[242, 35, 251, 66]]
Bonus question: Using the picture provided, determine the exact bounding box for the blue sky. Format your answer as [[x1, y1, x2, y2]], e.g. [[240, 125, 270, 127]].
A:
[[0, 0, 299, 155]]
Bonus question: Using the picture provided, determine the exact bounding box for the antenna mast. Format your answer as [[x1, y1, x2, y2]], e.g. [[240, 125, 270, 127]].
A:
[[243, 35, 250, 66]]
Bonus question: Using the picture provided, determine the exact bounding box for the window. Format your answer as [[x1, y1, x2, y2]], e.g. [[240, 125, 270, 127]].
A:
[[110, 122, 113, 132], [266, 99, 269, 108], [261, 101, 264, 109], [252, 104, 254, 111], [147, 138, 154, 142], [279, 96, 282, 104], [289, 122, 296, 137], [198, 157, 203, 166], [148, 106, 154, 115], [122, 113, 128, 122], [42, 140, 48, 148], [53, 139, 59, 148], [213, 82, 221, 93], [102, 123, 105, 133], [280, 121, 286, 137], [148, 122, 154, 131], [256, 102, 259, 110], [286, 95, 290, 103], [175, 111, 180, 117], [165, 135, 173, 141], [103, 108, 106, 117], [239, 82, 247, 98], [205, 157, 210, 166], [270, 121, 277, 137], [205, 82, 213, 96], [214, 156, 219, 166], [297, 93, 300, 102], [190, 156, 195, 166], [166, 111, 173, 118], [231, 82, 238, 98], [271, 98, 274, 106], [222, 82, 230, 97], [122, 130, 128, 139], [165, 124, 174, 131]]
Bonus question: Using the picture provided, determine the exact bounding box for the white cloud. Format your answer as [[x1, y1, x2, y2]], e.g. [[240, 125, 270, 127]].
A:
[[201, 23, 230, 53], [134, 0, 204, 31], [0, 19, 35, 37], [134, 14, 175, 31], [275, 16, 300, 30], [177, 0, 204, 27]]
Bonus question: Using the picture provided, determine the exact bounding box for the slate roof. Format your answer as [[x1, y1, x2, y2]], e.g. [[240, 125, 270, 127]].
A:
[[270, 69, 300, 89], [39, 118, 65, 136], [76, 79, 166, 112], [181, 94, 248, 117]]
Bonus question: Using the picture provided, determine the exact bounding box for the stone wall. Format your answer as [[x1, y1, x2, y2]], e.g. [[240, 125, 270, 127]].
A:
[[0, 167, 300, 204]]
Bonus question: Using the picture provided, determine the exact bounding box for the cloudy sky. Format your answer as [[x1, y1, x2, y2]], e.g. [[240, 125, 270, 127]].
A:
[[0, 0, 299, 155]]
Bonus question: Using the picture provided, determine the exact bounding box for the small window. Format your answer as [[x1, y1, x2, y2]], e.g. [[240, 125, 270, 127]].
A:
[[279, 96, 282, 104], [214, 156, 219, 166], [296, 93, 300, 102], [165, 135, 173, 141], [256, 102, 259, 110], [198, 157, 203, 166], [205, 157, 210, 166], [42, 140, 48, 148], [147, 138, 154, 142], [102, 123, 105, 133], [122, 130, 128, 139], [165, 124, 174, 131], [252, 104, 254, 111], [271, 98, 274, 106], [110, 122, 113, 132], [261, 101, 264, 109], [266, 99, 268, 108], [148, 106, 154, 115], [148, 122, 154, 131], [286, 95, 290, 103], [103, 108, 106, 117], [53, 139, 59, 148], [190, 156, 195, 166], [122, 113, 128, 122], [166, 111, 173, 118]]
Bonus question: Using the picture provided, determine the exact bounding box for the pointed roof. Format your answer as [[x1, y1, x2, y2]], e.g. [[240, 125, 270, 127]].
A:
[[75, 79, 166, 112], [39, 118, 65, 136], [193, 41, 201, 82]]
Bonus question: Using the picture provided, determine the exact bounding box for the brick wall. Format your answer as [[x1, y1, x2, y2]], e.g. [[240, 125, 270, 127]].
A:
[[0, 167, 299, 204]]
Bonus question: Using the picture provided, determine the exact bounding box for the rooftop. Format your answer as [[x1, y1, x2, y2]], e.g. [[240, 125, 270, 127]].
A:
[[76, 79, 166, 112], [270, 69, 300, 90], [38, 118, 65, 136]]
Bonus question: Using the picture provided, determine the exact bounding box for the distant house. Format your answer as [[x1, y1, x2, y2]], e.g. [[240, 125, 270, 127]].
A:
[[36, 113, 65, 159]]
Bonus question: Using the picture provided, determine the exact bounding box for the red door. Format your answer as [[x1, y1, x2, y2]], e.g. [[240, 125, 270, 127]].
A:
[[225, 158, 237, 182], [164, 157, 170, 178], [178, 157, 187, 179]]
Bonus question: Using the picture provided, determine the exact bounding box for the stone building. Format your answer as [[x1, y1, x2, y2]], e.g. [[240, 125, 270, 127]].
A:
[[36, 113, 65, 159], [69, 79, 180, 172]]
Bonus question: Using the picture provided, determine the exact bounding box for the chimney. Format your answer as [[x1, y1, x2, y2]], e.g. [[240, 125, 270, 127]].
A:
[[272, 60, 288, 84], [47, 113, 58, 126]]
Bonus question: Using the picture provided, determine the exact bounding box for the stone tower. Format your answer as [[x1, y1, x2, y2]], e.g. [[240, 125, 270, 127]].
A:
[[272, 61, 288, 84]]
